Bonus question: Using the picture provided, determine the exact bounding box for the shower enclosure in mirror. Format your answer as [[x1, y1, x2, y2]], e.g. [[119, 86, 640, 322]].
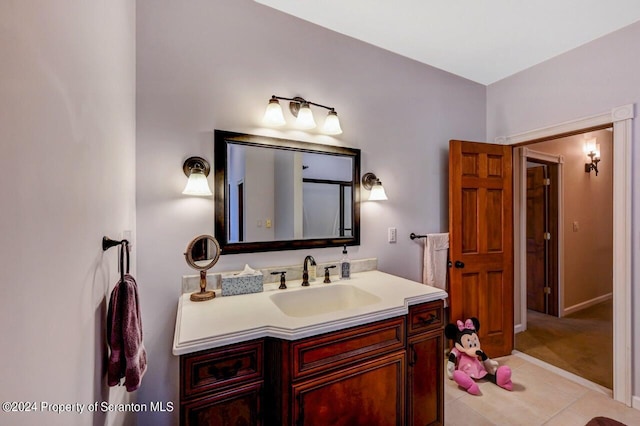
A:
[[214, 130, 361, 254]]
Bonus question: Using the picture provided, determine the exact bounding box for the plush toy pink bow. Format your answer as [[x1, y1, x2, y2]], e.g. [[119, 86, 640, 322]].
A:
[[457, 319, 475, 332]]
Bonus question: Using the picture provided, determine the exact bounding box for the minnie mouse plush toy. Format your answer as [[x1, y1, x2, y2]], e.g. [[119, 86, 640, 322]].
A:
[[445, 317, 513, 395]]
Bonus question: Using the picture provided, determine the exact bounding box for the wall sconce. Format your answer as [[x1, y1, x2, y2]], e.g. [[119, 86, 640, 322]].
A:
[[263, 95, 343, 135], [583, 139, 601, 176], [182, 156, 212, 196], [362, 172, 388, 201]]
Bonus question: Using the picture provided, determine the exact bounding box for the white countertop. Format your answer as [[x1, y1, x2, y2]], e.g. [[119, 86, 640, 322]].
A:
[[172, 270, 448, 355]]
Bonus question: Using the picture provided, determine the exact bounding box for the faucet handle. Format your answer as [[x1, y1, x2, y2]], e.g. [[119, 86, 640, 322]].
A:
[[271, 271, 287, 289], [323, 265, 336, 283]]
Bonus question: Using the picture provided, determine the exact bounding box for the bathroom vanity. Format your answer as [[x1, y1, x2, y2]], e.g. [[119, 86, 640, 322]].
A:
[[173, 270, 447, 425]]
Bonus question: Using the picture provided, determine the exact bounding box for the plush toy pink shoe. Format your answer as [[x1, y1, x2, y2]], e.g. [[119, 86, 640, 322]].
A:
[[496, 365, 513, 391], [453, 370, 481, 395]]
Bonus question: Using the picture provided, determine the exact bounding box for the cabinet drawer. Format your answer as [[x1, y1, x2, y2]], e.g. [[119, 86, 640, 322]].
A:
[[407, 301, 443, 335], [292, 317, 405, 380], [181, 340, 263, 399], [181, 381, 263, 426]]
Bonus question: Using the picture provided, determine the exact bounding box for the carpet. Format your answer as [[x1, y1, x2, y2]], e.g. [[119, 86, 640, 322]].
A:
[[515, 299, 613, 389]]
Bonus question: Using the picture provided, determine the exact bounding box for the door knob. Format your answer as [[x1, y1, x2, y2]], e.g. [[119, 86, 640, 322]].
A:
[[454, 260, 465, 269]]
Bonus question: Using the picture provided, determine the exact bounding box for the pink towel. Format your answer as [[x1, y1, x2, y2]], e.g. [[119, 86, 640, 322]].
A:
[[107, 274, 147, 392]]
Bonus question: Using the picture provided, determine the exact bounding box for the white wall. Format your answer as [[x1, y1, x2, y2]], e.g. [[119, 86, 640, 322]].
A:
[[135, 0, 485, 423], [0, 1, 136, 425], [487, 21, 640, 400]]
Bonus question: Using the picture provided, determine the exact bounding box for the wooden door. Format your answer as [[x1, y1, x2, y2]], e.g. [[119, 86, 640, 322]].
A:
[[449, 140, 513, 357], [526, 165, 547, 313]]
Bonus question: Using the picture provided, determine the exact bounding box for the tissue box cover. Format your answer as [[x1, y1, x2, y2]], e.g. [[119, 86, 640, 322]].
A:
[[221, 272, 263, 296]]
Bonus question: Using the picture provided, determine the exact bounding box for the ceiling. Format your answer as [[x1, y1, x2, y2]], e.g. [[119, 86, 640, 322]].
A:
[[254, 0, 640, 85]]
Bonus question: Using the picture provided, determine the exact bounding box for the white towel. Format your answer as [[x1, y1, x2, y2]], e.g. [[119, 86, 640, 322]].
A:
[[423, 233, 449, 307]]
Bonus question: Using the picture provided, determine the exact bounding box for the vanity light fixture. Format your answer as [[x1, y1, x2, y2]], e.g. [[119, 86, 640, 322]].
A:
[[583, 138, 601, 176], [362, 172, 388, 201], [182, 156, 213, 196], [262, 95, 343, 135]]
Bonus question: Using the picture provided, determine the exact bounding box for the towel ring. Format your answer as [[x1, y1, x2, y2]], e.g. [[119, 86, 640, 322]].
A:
[[102, 236, 130, 283]]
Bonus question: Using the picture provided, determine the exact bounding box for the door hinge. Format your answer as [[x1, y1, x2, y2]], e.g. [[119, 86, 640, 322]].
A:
[[544, 232, 551, 240], [544, 287, 551, 295], [543, 178, 551, 186]]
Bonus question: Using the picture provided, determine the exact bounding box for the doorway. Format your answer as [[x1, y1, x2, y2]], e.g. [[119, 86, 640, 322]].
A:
[[506, 104, 632, 405], [515, 129, 613, 389]]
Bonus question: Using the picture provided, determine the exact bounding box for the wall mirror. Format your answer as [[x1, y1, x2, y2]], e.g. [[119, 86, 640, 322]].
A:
[[214, 130, 361, 254]]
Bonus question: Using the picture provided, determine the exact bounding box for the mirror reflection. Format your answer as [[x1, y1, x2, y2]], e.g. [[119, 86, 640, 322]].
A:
[[185, 234, 221, 271], [227, 145, 353, 242], [214, 130, 361, 254]]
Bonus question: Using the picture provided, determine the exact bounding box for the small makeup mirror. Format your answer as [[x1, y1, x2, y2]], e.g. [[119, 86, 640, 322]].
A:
[[184, 234, 221, 301]]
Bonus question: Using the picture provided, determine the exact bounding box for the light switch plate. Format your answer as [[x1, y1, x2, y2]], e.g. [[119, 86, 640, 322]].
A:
[[388, 227, 397, 243]]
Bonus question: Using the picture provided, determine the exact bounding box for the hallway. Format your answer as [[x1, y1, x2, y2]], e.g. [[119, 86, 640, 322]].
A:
[[515, 300, 613, 389]]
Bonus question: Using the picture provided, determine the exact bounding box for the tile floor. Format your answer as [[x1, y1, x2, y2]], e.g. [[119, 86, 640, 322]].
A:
[[444, 353, 640, 425]]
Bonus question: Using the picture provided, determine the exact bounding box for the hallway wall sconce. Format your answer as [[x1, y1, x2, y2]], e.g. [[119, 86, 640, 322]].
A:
[[263, 95, 343, 135], [583, 139, 601, 176], [362, 172, 388, 201], [182, 156, 213, 196]]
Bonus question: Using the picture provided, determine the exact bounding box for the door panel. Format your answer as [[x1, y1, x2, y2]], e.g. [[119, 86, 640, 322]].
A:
[[449, 140, 514, 357], [461, 189, 479, 253]]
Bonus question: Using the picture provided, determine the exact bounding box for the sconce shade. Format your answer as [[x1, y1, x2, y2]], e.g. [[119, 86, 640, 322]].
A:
[[322, 110, 343, 135], [263, 97, 286, 126], [182, 157, 213, 196], [295, 103, 316, 129], [362, 172, 388, 201], [584, 138, 601, 176], [368, 183, 388, 201]]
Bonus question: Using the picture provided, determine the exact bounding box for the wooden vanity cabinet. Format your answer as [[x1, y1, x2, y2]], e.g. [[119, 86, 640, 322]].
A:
[[180, 339, 264, 426], [268, 316, 407, 426], [179, 300, 444, 426]]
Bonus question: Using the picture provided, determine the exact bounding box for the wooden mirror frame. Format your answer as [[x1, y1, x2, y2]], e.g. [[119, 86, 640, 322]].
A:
[[214, 130, 361, 254]]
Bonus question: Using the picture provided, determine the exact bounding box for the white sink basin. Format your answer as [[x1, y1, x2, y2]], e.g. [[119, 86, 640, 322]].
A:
[[269, 284, 382, 318]]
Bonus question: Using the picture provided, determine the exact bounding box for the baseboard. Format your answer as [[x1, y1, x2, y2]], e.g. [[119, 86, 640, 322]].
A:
[[562, 292, 612, 316], [514, 323, 525, 334], [633, 395, 640, 411]]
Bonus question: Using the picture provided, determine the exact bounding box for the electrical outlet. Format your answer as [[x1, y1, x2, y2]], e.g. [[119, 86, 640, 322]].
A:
[[573, 221, 579, 232], [388, 227, 397, 243], [265, 219, 272, 228]]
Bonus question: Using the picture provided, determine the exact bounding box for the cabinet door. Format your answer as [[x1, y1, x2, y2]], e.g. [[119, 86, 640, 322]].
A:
[[181, 381, 262, 426], [407, 330, 444, 426], [293, 352, 405, 426]]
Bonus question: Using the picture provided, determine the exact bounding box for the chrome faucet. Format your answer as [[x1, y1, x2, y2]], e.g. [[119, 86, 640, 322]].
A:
[[302, 255, 316, 287]]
